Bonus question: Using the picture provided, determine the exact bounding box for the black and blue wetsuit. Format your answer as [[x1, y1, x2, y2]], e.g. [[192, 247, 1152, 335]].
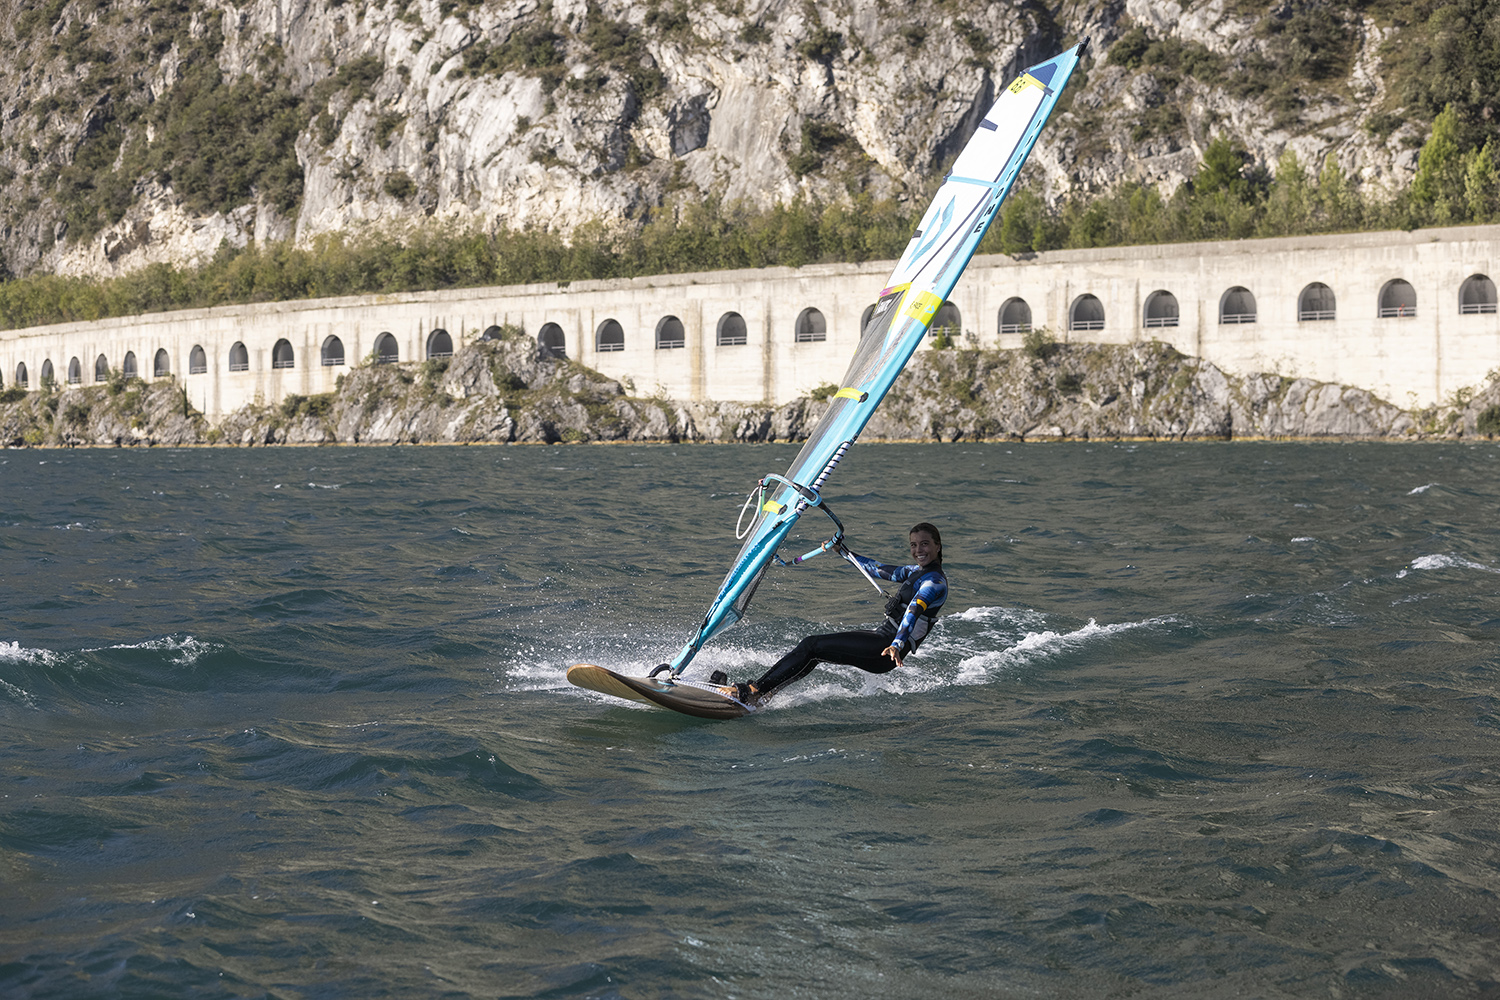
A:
[[752, 551, 948, 698]]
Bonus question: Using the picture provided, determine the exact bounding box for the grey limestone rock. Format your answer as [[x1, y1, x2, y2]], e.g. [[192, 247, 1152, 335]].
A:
[[0, 339, 1472, 448], [3, 0, 1431, 279]]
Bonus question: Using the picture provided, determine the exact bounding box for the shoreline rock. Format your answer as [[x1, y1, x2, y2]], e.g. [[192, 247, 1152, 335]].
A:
[[2, 336, 1496, 448]]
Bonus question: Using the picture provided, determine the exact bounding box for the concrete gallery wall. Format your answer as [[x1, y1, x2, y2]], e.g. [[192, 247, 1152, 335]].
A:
[[2, 225, 1497, 420]]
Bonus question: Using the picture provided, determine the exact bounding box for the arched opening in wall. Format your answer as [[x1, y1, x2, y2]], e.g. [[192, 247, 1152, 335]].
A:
[[41, 360, 55, 386], [427, 329, 453, 358], [375, 333, 399, 363], [932, 301, 961, 343], [795, 307, 826, 343], [717, 312, 747, 346], [94, 354, 109, 382], [190, 345, 207, 374], [596, 319, 625, 352], [538, 323, 566, 357], [1070, 294, 1104, 331], [860, 304, 876, 334], [229, 342, 250, 371], [1220, 286, 1257, 324], [322, 336, 345, 367], [15, 362, 27, 389], [1144, 290, 1179, 328], [1379, 279, 1417, 318], [272, 339, 295, 369], [998, 297, 1032, 334], [1299, 282, 1336, 321], [1460, 274, 1497, 314], [68, 358, 81, 384], [656, 316, 685, 349], [154, 348, 170, 377], [481, 324, 503, 341], [122, 351, 138, 380]]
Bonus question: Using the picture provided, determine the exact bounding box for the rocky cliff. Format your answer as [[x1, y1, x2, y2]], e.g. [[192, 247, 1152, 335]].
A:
[[4, 334, 1495, 447], [0, 0, 1476, 280]]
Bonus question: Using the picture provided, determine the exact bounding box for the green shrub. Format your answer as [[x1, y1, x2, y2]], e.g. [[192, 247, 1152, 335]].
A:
[[1477, 404, 1500, 437], [808, 382, 838, 401], [383, 172, 417, 200], [280, 392, 336, 420], [797, 26, 842, 63], [1022, 327, 1058, 360]]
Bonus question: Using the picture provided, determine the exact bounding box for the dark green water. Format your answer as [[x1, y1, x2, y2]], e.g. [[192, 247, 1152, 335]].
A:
[[2, 442, 1499, 999]]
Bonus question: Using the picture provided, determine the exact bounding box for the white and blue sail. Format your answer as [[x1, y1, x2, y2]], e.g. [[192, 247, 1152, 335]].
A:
[[665, 42, 1089, 676]]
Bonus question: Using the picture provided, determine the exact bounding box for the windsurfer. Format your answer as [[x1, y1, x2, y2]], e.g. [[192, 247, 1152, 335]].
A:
[[717, 522, 948, 705]]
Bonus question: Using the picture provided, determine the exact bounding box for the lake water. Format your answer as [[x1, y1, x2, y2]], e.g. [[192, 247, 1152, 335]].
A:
[[2, 442, 1499, 999]]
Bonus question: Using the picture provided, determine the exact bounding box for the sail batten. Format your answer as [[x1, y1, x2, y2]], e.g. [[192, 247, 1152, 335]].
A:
[[664, 42, 1088, 676]]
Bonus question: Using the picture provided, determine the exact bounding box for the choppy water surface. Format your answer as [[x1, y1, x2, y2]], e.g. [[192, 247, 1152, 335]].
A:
[[2, 442, 1499, 999]]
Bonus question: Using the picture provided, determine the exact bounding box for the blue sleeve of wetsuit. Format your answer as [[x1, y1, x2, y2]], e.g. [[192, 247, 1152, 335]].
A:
[[889, 571, 948, 653]]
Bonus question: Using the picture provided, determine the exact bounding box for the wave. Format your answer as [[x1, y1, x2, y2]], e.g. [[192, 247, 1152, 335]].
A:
[[102, 635, 220, 667], [1408, 483, 1438, 495], [0, 639, 69, 669], [0, 634, 239, 713], [527, 609, 1175, 714], [1398, 553, 1500, 578]]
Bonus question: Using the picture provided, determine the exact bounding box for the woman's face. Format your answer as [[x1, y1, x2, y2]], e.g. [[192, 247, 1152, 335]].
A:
[[909, 530, 939, 567]]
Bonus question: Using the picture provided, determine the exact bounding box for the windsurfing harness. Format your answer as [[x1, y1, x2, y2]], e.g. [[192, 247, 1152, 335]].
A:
[[846, 552, 948, 654]]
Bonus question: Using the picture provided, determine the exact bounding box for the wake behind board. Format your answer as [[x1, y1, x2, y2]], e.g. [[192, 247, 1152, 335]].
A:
[[567, 663, 754, 720]]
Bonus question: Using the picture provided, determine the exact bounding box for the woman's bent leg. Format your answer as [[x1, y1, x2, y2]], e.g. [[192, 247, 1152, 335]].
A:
[[754, 630, 894, 697]]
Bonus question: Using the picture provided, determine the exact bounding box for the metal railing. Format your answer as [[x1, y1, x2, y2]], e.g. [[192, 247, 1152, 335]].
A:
[[1299, 309, 1335, 321], [1144, 315, 1178, 328], [655, 339, 685, 350], [999, 322, 1031, 334], [229, 361, 249, 372], [1379, 305, 1416, 318], [1460, 302, 1497, 314], [272, 359, 295, 369], [1070, 318, 1104, 331], [717, 332, 747, 345], [321, 356, 345, 367], [1219, 312, 1257, 324], [794, 330, 827, 342], [596, 341, 624, 352]]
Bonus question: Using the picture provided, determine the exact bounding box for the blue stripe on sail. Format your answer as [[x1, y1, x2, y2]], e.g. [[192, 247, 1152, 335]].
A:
[[946, 174, 1007, 190]]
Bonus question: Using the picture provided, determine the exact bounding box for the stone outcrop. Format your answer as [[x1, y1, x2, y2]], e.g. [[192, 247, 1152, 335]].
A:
[[0, 0, 1440, 279], [868, 341, 1421, 441], [0, 375, 211, 447], [5, 335, 1493, 448]]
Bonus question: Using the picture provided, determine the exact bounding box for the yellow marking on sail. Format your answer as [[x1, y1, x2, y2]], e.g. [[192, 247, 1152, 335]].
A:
[[762, 498, 787, 514], [902, 289, 944, 326], [834, 387, 869, 402], [1008, 72, 1046, 95]]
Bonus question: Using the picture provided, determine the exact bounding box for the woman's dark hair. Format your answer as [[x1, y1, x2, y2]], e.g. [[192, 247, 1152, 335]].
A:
[[909, 522, 943, 565]]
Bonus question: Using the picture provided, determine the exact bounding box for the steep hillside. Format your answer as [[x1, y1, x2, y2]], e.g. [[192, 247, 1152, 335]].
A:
[[0, 0, 1494, 279]]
